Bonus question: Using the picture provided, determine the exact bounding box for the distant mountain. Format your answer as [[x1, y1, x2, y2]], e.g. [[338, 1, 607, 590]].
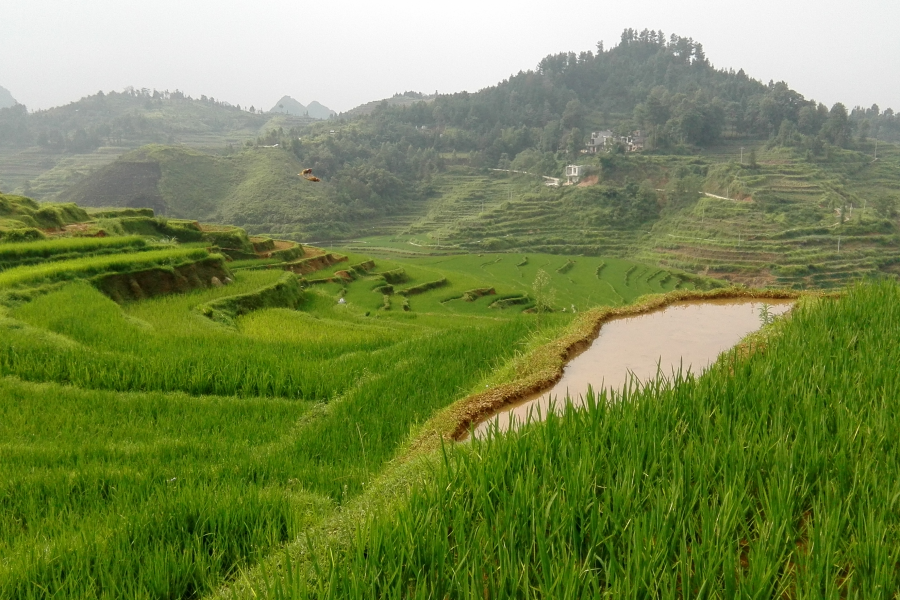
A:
[[269, 96, 334, 120], [0, 85, 16, 109], [306, 101, 335, 120], [270, 96, 308, 116]]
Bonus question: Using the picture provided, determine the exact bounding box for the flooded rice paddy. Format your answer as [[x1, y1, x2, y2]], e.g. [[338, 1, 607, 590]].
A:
[[473, 299, 794, 438]]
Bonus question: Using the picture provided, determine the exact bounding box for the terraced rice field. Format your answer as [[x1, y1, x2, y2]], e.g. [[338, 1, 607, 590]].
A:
[[341, 144, 900, 289], [0, 265, 547, 597], [638, 144, 900, 288]]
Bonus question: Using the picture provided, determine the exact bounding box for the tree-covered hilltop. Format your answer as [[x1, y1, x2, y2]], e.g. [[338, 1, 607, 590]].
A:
[[270, 96, 336, 120], [219, 30, 898, 208], [0, 87, 289, 153], [0, 87, 315, 195], [367, 28, 899, 163]]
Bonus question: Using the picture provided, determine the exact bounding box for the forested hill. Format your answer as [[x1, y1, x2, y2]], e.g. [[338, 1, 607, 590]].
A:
[[0, 88, 274, 153], [375, 28, 899, 164]]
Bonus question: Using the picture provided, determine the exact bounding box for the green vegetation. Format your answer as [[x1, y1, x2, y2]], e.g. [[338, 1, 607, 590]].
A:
[[0, 235, 146, 267], [0, 272, 539, 596], [250, 281, 900, 598], [1, 191, 896, 600], [198, 272, 302, 325], [0, 378, 329, 600], [336, 252, 712, 315], [0, 226, 612, 598], [53, 144, 347, 239], [1, 192, 87, 229], [341, 140, 899, 288], [0, 247, 211, 289]]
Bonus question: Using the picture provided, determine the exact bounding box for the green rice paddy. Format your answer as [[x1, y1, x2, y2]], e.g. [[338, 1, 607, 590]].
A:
[[1, 216, 896, 599]]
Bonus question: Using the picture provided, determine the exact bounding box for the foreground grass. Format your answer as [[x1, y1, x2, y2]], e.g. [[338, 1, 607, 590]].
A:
[[0, 266, 549, 598], [0, 379, 330, 600], [254, 281, 900, 598]]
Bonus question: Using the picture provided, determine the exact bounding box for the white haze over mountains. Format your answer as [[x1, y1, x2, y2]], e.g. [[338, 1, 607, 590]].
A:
[[3, 0, 899, 114]]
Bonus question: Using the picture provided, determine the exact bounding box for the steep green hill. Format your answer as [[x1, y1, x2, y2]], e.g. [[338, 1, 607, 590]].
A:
[[56, 145, 355, 238], [53, 135, 900, 288], [340, 139, 900, 288]]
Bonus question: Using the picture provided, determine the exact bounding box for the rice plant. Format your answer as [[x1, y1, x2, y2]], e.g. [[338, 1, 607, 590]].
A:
[[0, 265, 542, 597]]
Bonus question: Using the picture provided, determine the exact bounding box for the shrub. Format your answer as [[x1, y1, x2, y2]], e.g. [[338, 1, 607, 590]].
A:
[[398, 278, 448, 296], [0, 228, 46, 243], [379, 268, 408, 284], [197, 273, 302, 325]]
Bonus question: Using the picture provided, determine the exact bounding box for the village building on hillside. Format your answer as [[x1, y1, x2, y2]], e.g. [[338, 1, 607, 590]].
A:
[[585, 130, 646, 153], [585, 130, 615, 153], [565, 164, 585, 185], [627, 130, 646, 152]]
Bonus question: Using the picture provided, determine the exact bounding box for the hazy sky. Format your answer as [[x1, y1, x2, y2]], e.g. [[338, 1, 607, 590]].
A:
[[4, 0, 899, 114]]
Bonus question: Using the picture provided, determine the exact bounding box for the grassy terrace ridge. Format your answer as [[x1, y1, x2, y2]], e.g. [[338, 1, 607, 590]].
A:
[[326, 251, 715, 316], [0, 235, 147, 265], [231, 281, 900, 599], [0, 246, 210, 289]]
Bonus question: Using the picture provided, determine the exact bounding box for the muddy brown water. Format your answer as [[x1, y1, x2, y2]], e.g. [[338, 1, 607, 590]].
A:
[[472, 299, 794, 439]]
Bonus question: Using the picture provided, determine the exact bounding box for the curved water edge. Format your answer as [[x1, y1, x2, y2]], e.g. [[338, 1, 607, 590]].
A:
[[467, 297, 795, 440]]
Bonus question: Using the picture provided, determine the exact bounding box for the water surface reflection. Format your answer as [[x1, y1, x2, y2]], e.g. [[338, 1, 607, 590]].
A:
[[473, 299, 793, 438]]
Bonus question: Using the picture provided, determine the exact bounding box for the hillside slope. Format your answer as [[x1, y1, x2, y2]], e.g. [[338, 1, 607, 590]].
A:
[[57, 145, 364, 239], [52, 133, 900, 288]]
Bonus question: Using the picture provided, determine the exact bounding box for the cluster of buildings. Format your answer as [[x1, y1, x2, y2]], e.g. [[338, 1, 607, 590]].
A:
[[561, 130, 648, 185], [585, 130, 646, 154]]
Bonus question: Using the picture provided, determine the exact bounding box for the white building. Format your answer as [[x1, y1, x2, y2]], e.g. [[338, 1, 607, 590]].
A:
[[565, 165, 585, 185], [586, 130, 647, 153]]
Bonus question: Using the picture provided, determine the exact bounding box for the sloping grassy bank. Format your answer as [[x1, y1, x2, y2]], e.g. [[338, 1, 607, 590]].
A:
[[0, 247, 212, 289], [197, 272, 303, 325], [251, 281, 900, 598]]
